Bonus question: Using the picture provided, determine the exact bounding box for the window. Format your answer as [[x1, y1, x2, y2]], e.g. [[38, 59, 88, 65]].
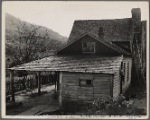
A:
[[79, 79, 93, 86], [120, 62, 125, 82], [82, 42, 95, 53], [123, 63, 126, 82]]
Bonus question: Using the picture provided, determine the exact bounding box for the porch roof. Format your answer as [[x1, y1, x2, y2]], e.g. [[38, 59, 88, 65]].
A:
[[8, 55, 123, 74]]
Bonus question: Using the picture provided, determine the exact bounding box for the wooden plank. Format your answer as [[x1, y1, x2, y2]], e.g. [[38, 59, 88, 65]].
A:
[[94, 79, 110, 83], [62, 94, 77, 99], [62, 76, 78, 84], [62, 89, 93, 95], [63, 93, 93, 99], [62, 85, 93, 94], [63, 72, 79, 76], [94, 74, 112, 77], [62, 85, 79, 90], [63, 85, 93, 90], [94, 90, 110, 94], [93, 74, 113, 96], [93, 89, 110, 93], [77, 95, 94, 100], [79, 73, 93, 79], [63, 82, 79, 86], [94, 86, 110, 89], [93, 83, 110, 87], [94, 80, 111, 84], [94, 94, 110, 100], [94, 77, 111, 80]]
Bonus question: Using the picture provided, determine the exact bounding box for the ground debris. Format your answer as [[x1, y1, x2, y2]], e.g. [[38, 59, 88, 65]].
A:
[[122, 100, 134, 108]]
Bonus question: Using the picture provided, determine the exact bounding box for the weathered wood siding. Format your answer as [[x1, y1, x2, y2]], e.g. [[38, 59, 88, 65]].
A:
[[93, 74, 113, 100], [122, 57, 132, 94], [57, 35, 120, 55], [61, 72, 113, 102], [113, 71, 121, 100]]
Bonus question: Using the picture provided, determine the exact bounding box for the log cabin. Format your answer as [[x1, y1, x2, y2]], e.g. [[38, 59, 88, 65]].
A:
[[8, 8, 146, 108]]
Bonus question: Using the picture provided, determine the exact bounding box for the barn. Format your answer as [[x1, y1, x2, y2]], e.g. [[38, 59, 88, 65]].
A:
[[8, 8, 145, 108]]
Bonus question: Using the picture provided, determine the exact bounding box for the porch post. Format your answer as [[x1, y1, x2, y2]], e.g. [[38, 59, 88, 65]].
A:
[[59, 72, 62, 107], [37, 71, 41, 96], [57, 72, 59, 91], [54, 72, 57, 91], [10, 70, 15, 102]]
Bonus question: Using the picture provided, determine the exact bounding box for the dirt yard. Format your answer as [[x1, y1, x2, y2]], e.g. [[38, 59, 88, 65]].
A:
[[6, 83, 147, 115], [42, 84, 147, 115], [6, 84, 59, 115]]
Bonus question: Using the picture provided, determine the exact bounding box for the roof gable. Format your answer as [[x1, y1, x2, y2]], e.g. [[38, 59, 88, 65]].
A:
[[112, 41, 131, 53], [57, 34, 130, 55]]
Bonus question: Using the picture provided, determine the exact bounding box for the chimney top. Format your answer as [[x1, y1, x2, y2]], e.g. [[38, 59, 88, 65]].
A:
[[131, 8, 141, 26], [131, 8, 141, 14]]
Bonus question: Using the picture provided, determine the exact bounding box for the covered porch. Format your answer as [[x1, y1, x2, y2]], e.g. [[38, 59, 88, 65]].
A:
[[8, 55, 124, 110], [7, 70, 61, 106]]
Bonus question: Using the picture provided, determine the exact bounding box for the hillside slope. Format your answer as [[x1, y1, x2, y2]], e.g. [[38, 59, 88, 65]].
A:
[[5, 13, 67, 43], [5, 13, 67, 70]]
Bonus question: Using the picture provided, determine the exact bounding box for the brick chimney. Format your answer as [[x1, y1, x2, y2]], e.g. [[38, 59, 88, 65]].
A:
[[131, 8, 144, 85], [131, 8, 141, 27], [131, 8, 141, 41]]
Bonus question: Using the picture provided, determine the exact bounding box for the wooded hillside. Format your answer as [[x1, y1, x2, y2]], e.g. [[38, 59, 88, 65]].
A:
[[5, 13, 67, 75]]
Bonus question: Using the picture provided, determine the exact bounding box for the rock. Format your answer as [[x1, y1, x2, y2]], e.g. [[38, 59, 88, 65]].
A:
[[122, 100, 134, 108], [128, 100, 134, 105], [118, 104, 121, 108]]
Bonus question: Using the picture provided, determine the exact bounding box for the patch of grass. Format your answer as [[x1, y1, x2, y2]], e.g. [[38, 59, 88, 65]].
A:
[[6, 102, 23, 110], [55, 94, 146, 115]]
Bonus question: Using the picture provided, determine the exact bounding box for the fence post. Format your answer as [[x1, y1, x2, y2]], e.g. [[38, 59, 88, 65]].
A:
[[37, 71, 41, 96], [10, 70, 15, 102]]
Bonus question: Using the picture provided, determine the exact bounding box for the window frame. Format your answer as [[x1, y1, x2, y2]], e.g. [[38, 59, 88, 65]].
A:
[[82, 42, 96, 53], [123, 62, 126, 82], [120, 62, 125, 83], [79, 79, 93, 87], [127, 62, 130, 82]]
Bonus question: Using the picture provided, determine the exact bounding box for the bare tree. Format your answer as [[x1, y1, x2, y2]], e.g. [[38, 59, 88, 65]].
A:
[[6, 18, 65, 70], [14, 20, 49, 64]]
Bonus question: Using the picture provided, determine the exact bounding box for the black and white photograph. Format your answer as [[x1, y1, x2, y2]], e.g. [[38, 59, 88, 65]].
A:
[[1, 1, 149, 119]]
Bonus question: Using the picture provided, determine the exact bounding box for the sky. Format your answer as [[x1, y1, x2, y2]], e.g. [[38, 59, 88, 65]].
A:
[[2, 1, 149, 37]]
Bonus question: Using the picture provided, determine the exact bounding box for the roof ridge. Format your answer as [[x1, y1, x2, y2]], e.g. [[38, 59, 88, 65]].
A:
[[74, 18, 132, 22]]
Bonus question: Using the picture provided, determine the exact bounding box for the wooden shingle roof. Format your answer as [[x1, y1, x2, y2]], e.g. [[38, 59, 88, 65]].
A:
[[9, 55, 123, 74], [68, 18, 133, 43]]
